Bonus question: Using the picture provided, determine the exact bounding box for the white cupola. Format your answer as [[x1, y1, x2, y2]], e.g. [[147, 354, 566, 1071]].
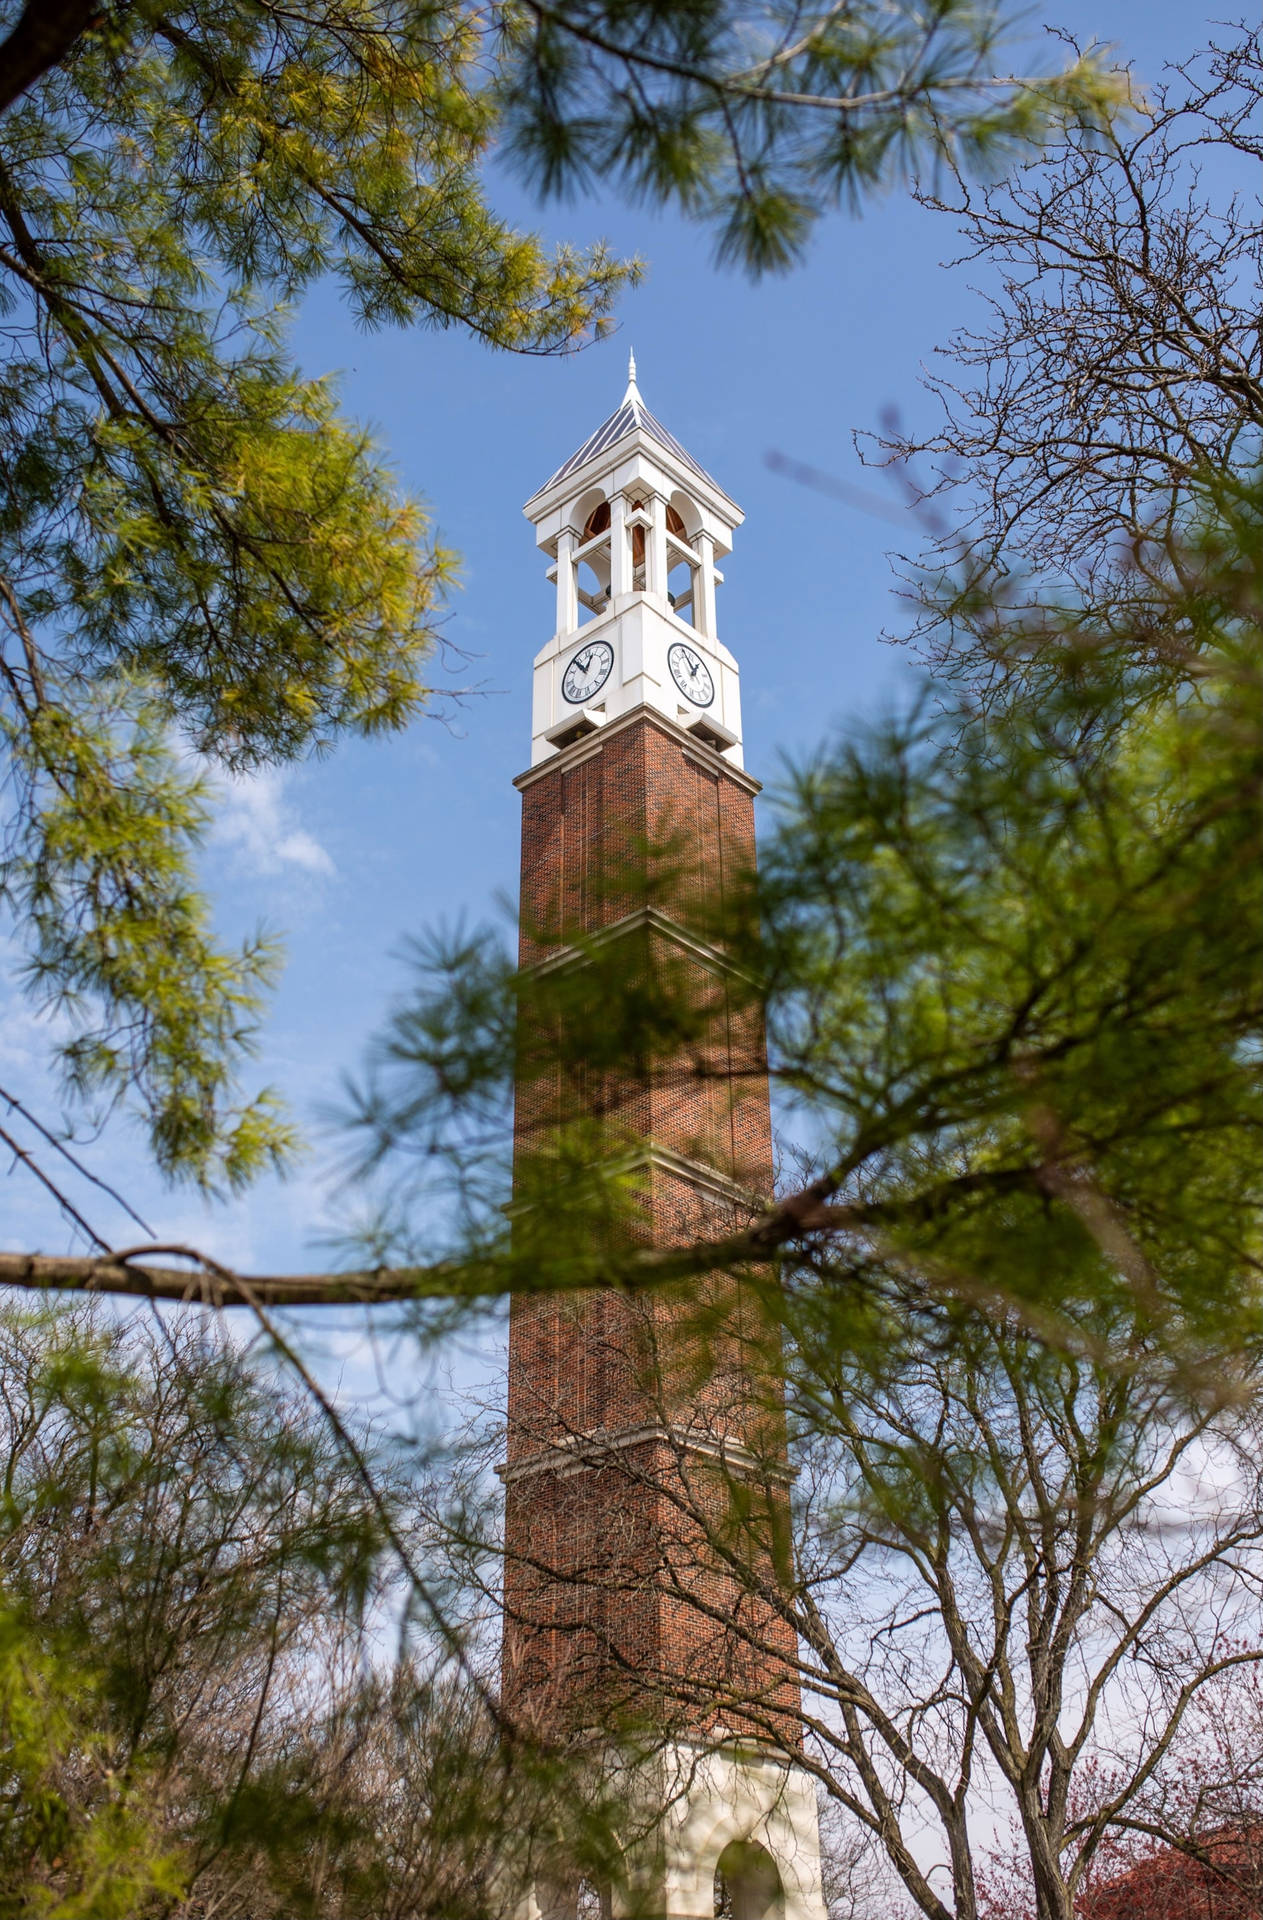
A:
[[522, 354, 746, 766]]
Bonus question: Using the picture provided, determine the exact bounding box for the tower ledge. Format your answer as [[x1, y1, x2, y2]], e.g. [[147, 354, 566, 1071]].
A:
[[513, 702, 761, 795]]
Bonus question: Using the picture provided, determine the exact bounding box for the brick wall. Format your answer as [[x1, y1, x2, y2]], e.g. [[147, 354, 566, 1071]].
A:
[[502, 713, 800, 1747]]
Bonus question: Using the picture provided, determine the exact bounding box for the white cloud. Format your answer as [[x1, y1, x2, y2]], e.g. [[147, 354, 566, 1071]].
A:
[[210, 768, 335, 878]]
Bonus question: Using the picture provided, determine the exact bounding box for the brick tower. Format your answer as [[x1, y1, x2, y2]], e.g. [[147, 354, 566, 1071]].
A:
[[502, 358, 827, 1920]]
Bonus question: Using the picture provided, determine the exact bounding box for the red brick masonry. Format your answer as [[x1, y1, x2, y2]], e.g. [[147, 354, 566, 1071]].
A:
[[502, 711, 801, 1745]]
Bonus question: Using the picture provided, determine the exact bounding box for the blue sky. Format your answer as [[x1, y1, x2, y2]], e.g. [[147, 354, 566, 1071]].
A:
[[0, 0, 1231, 1289]]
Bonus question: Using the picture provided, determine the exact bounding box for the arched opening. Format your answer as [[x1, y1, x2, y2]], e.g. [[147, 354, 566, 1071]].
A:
[[573, 494, 611, 622], [664, 495, 698, 622], [530, 1873, 612, 1920], [714, 1838, 784, 1920], [581, 499, 611, 542], [576, 1874, 612, 1919], [568, 493, 695, 615], [669, 489, 701, 538]]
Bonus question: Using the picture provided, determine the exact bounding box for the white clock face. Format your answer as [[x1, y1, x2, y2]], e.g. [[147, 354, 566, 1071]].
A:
[[561, 639, 614, 705], [667, 642, 715, 708]]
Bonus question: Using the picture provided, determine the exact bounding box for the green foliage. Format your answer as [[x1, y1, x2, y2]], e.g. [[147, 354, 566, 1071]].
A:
[[0, 1304, 389, 1915], [0, 1301, 667, 1917], [4, 687, 295, 1187], [0, 0, 1129, 1191], [496, 0, 1126, 273], [755, 508, 1262, 1371], [0, 1606, 185, 1919], [0, 1306, 397, 1713], [0, 0, 636, 1185], [345, 469, 1263, 1387], [334, 472, 1262, 1920]]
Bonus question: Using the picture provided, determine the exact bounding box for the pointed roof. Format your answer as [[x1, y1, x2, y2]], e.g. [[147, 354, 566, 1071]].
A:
[[533, 351, 718, 497]]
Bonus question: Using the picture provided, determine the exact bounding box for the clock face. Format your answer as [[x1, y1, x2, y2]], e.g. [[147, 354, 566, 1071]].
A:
[[561, 639, 614, 705], [667, 642, 715, 708]]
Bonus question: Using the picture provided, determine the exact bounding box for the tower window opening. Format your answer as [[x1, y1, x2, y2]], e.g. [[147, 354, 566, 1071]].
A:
[[576, 1876, 612, 1919], [667, 549, 696, 623], [630, 497, 648, 590], [580, 498, 694, 602], [575, 498, 612, 623], [664, 504, 698, 619], [714, 1840, 784, 1920]]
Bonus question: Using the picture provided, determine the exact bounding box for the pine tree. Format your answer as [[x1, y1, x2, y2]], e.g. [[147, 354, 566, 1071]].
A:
[[0, 0, 1116, 1189]]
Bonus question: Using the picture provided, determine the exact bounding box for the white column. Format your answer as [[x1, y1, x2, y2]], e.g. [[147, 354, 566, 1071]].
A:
[[556, 527, 577, 636], [609, 492, 631, 599], [695, 531, 718, 638], [648, 495, 668, 601]]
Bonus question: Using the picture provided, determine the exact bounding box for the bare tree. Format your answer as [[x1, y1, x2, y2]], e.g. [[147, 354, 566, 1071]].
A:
[[476, 1306, 1263, 1920], [976, 1662, 1263, 1918], [0, 1303, 552, 1919], [1073, 1663, 1263, 1920], [864, 24, 1263, 678]]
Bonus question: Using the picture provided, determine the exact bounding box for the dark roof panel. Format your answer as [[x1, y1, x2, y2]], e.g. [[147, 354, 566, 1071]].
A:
[[539, 388, 717, 494]]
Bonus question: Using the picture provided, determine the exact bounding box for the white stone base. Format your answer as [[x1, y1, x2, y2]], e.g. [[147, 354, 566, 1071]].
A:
[[515, 1740, 827, 1920]]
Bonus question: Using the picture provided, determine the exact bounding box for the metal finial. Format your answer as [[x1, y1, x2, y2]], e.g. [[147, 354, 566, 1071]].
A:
[[627, 347, 637, 385]]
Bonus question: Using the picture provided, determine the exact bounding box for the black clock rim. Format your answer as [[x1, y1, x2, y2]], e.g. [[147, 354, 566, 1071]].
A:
[[561, 639, 614, 704], [667, 641, 716, 708]]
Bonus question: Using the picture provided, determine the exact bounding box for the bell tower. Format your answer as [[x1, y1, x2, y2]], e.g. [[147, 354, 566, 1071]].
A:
[[502, 359, 827, 1920], [523, 352, 745, 768]]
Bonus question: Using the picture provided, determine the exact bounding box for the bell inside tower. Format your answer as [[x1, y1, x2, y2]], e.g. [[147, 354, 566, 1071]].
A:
[[581, 499, 611, 543], [575, 496, 696, 618]]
